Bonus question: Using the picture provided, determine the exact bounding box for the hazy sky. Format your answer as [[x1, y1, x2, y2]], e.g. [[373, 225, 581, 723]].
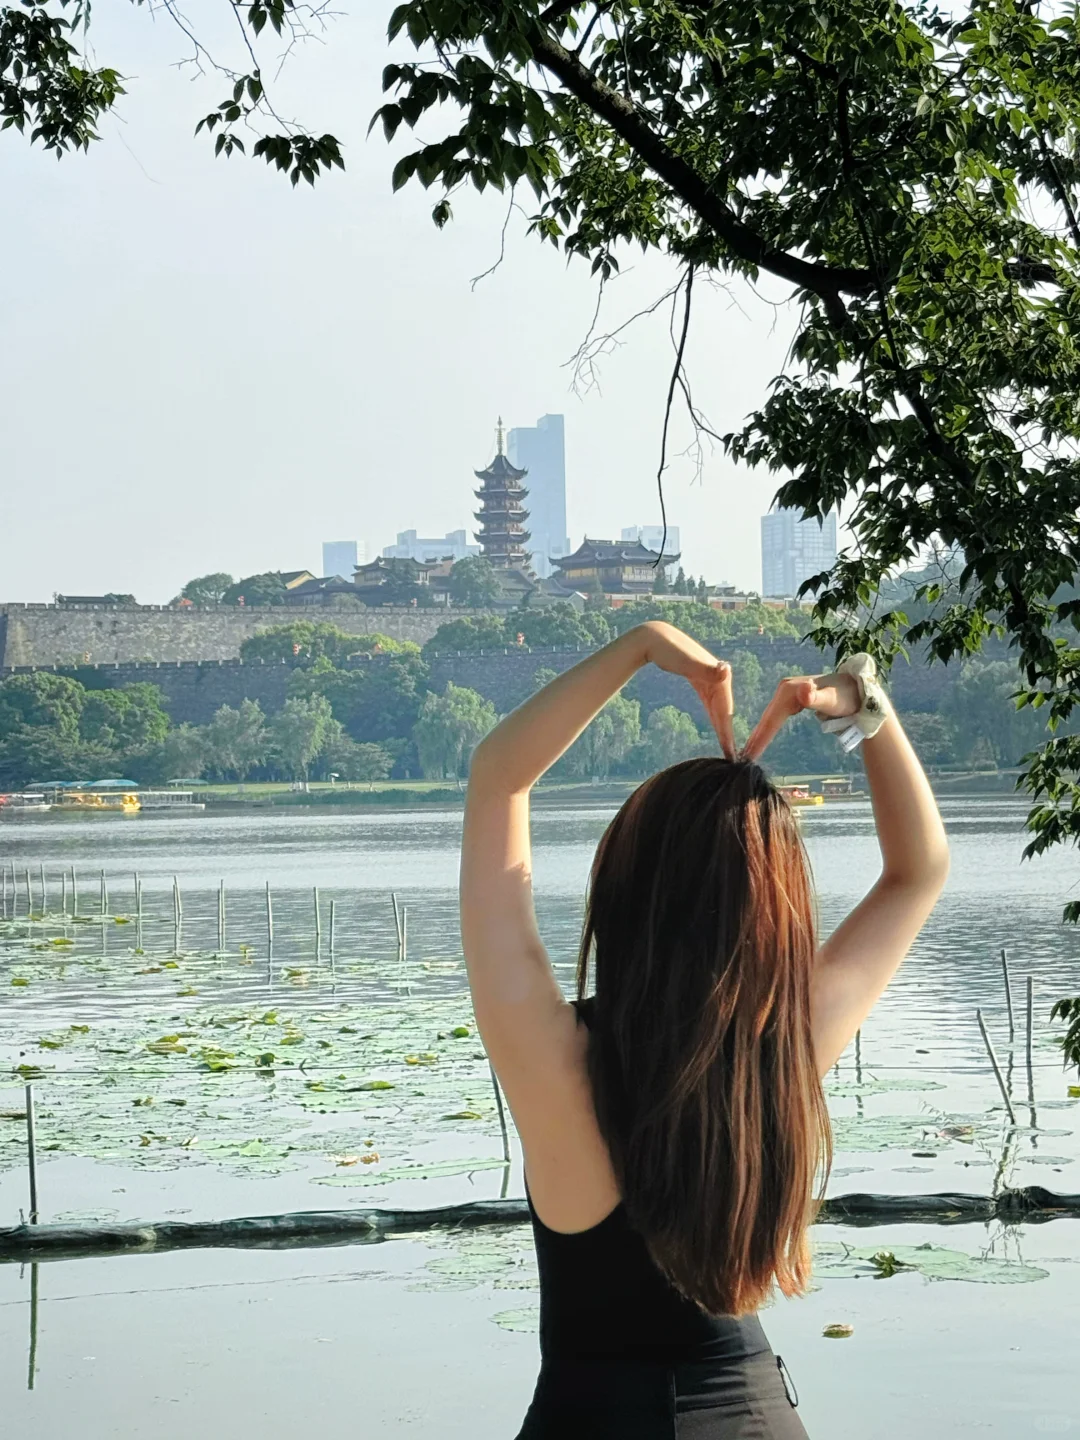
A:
[[1, 5, 802, 603]]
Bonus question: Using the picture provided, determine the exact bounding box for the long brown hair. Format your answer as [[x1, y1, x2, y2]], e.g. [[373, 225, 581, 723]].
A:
[[577, 756, 831, 1317]]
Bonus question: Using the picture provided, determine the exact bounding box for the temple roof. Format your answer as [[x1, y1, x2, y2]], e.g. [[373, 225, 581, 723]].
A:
[[551, 538, 680, 568], [474, 451, 527, 485]]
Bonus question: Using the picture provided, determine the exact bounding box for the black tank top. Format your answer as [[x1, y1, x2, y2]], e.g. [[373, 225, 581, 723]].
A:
[[525, 998, 770, 1370]]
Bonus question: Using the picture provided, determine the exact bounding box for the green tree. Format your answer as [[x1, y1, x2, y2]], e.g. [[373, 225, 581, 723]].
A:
[[653, 567, 669, 596], [564, 694, 641, 779], [269, 694, 335, 780], [240, 623, 415, 667], [205, 701, 268, 780], [727, 651, 764, 727], [222, 573, 288, 607], [448, 556, 502, 608], [0, 672, 84, 742], [532, 666, 559, 692], [942, 660, 1050, 768], [515, 603, 604, 649], [79, 684, 169, 752], [156, 723, 210, 782], [424, 615, 510, 656], [299, 654, 430, 743], [414, 683, 498, 779], [178, 573, 234, 606], [901, 713, 956, 769], [640, 705, 703, 772], [319, 738, 395, 788]]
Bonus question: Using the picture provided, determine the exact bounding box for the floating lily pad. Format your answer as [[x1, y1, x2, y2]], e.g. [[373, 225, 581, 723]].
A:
[[491, 1307, 539, 1334]]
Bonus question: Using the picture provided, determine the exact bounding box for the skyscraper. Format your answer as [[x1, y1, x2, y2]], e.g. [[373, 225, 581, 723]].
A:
[[507, 414, 568, 578], [382, 530, 480, 563], [760, 508, 838, 598], [322, 540, 358, 579]]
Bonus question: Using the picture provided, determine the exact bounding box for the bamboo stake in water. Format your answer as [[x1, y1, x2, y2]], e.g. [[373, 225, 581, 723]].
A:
[[976, 1008, 1018, 1125], [1001, 947, 1015, 1041], [24, 869, 32, 918], [265, 882, 274, 959], [1, 863, 8, 920], [60, 869, 67, 918], [218, 880, 225, 952], [401, 905, 407, 963], [329, 899, 336, 955], [25, 1084, 39, 1224], [173, 876, 182, 953], [391, 892, 403, 953], [99, 870, 108, 920], [38, 863, 46, 916], [314, 887, 322, 956], [70, 866, 78, 919], [135, 872, 143, 949], [490, 1062, 511, 1166]]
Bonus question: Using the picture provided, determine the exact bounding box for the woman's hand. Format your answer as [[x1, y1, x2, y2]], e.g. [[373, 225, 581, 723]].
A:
[[637, 622, 736, 759], [743, 671, 862, 762]]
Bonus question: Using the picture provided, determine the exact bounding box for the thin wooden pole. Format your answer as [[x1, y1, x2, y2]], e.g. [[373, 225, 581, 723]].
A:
[[490, 1062, 511, 1166], [329, 899, 336, 955], [1, 862, 7, 919], [99, 870, 108, 919], [24, 869, 32, 917], [60, 869, 67, 918], [976, 1009, 1017, 1125], [70, 866, 77, 919], [314, 887, 321, 956], [391, 892, 403, 953], [38, 863, 46, 916], [218, 880, 225, 952], [265, 882, 274, 959], [1001, 948, 1015, 1041], [401, 905, 407, 963], [25, 1084, 39, 1224], [173, 876, 182, 952]]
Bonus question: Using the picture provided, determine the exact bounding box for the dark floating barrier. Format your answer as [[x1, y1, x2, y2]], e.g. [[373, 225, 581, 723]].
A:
[[2, 1187, 1080, 1264]]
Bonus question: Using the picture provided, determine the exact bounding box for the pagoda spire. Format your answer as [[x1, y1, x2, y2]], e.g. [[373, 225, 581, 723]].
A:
[[496, 415, 505, 456]]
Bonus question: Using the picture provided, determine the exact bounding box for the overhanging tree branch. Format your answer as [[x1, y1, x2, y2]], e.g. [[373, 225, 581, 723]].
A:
[[528, 25, 872, 322]]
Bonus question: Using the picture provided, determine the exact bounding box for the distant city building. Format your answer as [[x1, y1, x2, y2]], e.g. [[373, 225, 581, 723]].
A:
[[474, 420, 532, 570], [322, 540, 358, 579], [382, 529, 480, 564], [507, 414, 569, 577], [549, 537, 680, 597], [620, 525, 681, 568], [760, 507, 838, 598]]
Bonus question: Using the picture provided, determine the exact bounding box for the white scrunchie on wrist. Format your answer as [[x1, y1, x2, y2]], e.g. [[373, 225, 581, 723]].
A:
[[818, 653, 889, 753]]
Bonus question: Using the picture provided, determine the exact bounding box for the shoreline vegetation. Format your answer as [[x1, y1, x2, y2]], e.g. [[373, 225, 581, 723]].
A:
[[1, 769, 1025, 814]]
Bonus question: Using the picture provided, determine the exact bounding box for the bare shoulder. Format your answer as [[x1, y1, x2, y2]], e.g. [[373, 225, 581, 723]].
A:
[[491, 1000, 621, 1234]]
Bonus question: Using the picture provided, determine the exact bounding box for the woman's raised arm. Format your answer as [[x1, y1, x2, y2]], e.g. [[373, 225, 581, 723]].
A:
[[748, 670, 949, 1073], [460, 623, 731, 1155]]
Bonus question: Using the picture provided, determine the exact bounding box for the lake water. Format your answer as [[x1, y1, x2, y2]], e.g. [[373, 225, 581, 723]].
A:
[[1, 797, 1079, 1435]]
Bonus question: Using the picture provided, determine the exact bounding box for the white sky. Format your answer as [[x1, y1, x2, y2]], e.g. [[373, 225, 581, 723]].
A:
[[0, 4, 803, 602]]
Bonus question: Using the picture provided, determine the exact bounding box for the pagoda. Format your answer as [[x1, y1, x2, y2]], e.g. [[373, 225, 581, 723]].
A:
[[474, 418, 531, 569]]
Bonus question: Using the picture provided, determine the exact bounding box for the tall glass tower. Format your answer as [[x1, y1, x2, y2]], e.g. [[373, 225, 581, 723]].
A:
[[507, 414, 568, 578], [322, 540, 358, 579], [760, 508, 838, 598]]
